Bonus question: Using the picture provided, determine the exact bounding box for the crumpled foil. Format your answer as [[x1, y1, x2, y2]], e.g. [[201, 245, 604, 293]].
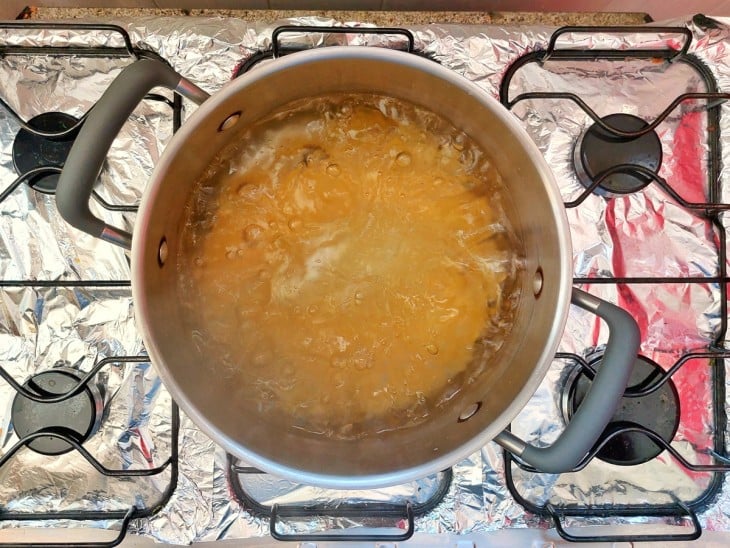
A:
[[1, 14, 730, 544], [0, 30, 176, 536]]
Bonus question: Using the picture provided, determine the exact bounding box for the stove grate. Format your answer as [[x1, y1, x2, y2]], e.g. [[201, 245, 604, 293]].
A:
[[0, 22, 181, 547], [228, 456, 452, 542], [500, 22, 730, 542]]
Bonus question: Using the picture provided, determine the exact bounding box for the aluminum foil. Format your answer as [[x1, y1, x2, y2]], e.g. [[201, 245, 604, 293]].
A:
[[0, 30, 177, 536], [1, 14, 730, 544]]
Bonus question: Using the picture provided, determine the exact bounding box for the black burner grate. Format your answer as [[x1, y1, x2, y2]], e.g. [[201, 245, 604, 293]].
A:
[[499, 23, 730, 542], [227, 455, 452, 542], [0, 23, 182, 547], [4, 20, 729, 546], [232, 25, 433, 79], [228, 22, 730, 543]]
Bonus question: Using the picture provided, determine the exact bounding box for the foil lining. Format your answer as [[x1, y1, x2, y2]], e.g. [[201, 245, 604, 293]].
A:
[[1, 14, 730, 544], [0, 26, 177, 536]]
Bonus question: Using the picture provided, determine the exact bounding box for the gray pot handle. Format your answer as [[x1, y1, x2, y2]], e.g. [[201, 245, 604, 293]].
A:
[[56, 58, 210, 250], [494, 287, 640, 473]]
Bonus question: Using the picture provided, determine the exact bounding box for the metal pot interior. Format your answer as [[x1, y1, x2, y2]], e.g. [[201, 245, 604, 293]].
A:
[[132, 48, 571, 486]]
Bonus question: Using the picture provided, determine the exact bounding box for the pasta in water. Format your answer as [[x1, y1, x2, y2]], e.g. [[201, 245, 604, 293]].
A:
[[178, 93, 522, 439]]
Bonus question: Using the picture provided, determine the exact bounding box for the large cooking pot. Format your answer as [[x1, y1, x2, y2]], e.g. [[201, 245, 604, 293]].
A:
[[56, 45, 640, 488]]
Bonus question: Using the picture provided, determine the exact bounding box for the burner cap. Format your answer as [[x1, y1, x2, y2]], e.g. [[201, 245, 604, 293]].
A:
[[562, 354, 680, 466], [12, 112, 81, 194], [573, 113, 662, 196], [11, 368, 102, 456]]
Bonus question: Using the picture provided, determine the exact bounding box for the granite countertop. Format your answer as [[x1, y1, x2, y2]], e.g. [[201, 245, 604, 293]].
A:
[[23, 7, 649, 26]]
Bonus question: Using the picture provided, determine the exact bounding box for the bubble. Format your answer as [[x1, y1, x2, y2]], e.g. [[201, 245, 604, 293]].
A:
[[307, 304, 319, 314], [452, 134, 465, 151], [236, 182, 253, 197], [433, 177, 444, 185], [326, 163, 340, 176], [282, 205, 294, 215], [396, 151, 412, 167], [225, 249, 236, 260], [304, 147, 327, 167], [259, 388, 276, 401], [237, 249, 245, 257], [243, 224, 263, 242], [288, 218, 302, 231], [252, 352, 270, 367], [354, 291, 364, 304], [278, 376, 296, 391], [193, 257, 204, 267], [354, 358, 372, 370], [426, 344, 439, 355], [191, 329, 206, 354]]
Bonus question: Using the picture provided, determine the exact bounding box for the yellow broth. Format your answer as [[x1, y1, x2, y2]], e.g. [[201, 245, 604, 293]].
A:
[[177, 93, 523, 439]]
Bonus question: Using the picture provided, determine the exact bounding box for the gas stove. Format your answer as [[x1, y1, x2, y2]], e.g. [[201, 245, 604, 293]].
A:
[[1, 15, 730, 546]]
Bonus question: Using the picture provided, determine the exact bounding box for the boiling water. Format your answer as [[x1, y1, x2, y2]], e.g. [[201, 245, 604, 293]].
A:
[[177, 94, 523, 439]]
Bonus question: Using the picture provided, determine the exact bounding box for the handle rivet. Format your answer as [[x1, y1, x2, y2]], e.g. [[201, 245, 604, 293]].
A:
[[458, 402, 482, 423], [158, 237, 168, 267], [218, 111, 242, 132], [533, 267, 544, 298]]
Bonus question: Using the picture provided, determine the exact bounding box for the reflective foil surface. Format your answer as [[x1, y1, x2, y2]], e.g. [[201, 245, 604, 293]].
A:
[[1, 15, 730, 543]]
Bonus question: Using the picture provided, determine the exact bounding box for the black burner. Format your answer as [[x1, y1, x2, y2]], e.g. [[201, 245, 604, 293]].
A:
[[12, 112, 81, 194], [562, 354, 680, 466], [573, 113, 663, 196], [11, 368, 103, 456]]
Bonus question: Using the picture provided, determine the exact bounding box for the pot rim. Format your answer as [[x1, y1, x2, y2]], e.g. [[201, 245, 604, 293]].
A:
[[131, 46, 573, 488]]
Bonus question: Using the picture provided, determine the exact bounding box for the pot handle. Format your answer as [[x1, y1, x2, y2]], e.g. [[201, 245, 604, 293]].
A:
[[56, 58, 210, 250], [494, 288, 640, 473]]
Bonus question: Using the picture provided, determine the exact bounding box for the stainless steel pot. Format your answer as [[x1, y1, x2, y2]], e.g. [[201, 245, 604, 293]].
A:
[[56, 46, 640, 488]]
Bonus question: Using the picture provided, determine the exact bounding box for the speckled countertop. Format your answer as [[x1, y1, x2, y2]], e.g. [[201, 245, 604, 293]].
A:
[[24, 8, 649, 26]]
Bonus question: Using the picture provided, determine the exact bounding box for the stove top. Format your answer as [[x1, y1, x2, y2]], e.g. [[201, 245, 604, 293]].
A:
[[0, 15, 729, 545]]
